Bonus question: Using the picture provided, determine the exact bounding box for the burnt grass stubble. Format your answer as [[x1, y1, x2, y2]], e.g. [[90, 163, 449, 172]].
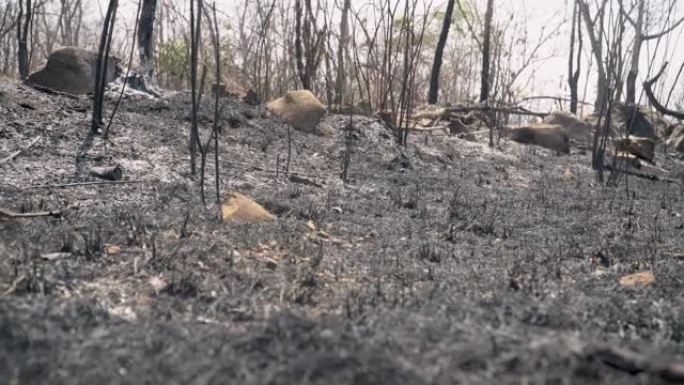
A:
[[1, 81, 684, 384]]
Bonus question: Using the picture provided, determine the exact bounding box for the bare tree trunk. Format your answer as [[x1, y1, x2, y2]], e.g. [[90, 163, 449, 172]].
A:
[[479, 0, 494, 104], [625, 0, 644, 105], [137, 0, 158, 80], [428, 0, 455, 105], [335, 0, 350, 108], [294, 0, 309, 89], [189, 0, 202, 175], [568, 0, 582, 114], [91, 0, 118, 134], [16, 0, 32, 79], [622, 0, 684, 105], [578, 0, 608, 112]]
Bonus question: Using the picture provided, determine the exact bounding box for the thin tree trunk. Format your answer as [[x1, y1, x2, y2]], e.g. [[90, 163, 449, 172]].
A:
[[189, 0, 202, 175], [568, 0, 582, 114], [479, 0, 494, 104], [578, 0, 608, 112], [428, 0, 455, 104], [91, 0, 118, 134], [335, 0, 350, 108], [625, 0, 644, 105], [137, 0, 158, 80], [16, 0, 32, 79]]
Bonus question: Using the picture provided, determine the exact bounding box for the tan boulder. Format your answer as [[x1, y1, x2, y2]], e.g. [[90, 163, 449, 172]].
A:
[[27, 46, 120, 94], [221, 193, 276, 223], [614, 137, 656, 162], [543, 111, 594, 146], [266, 90, 327, 133], [619, 271, 655, 288], [505, 123, 570, 154]]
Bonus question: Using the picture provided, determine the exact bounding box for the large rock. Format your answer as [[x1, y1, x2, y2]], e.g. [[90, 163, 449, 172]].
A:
[[506, 123, 570, 154], [614, 136, 656, 162], [221, 193, 276, 224], [27, 47, 120, 95], [266, 90, 327, 133], [543, 111, 594, 146]]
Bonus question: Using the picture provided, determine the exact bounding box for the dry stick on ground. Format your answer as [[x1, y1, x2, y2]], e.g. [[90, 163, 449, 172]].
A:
[[0, 136, 40, 165], [0, 207, 67, 219], [28, 84, 79, 99], [444, 105, 549, 119]]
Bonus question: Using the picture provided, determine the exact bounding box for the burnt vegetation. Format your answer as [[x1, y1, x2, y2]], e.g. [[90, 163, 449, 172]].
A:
[[1, 0, 684, 384]]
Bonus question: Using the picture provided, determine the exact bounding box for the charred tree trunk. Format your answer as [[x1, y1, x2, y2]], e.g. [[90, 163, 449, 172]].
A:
[[16, 0, 32, 79], [625, 0, 644, 105], [189, 0, 202, 175], [137, 0, 158, 80], [91, 0, 118, 134], [578, 0, 609, 112], [428, 0, 455, 104], [335, 0, 350, 108], [568, 0, 582, 114], [479, 0, 494, 104], [294, 0, 309, 89]]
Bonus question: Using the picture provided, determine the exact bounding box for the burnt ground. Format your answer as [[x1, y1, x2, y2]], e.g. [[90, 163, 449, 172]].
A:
[[1, 79, 684, 384]]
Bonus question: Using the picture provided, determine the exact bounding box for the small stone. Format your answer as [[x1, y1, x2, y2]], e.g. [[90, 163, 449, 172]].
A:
[[105, 245, 122, 255]]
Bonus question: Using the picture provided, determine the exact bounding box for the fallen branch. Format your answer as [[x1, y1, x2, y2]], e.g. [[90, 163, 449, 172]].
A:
[[445, 105, 549, 118], [0, 207, 65, 219], [25, 82, 80, 100], [0, 136, 41, 166], [643, 63, 684, 121], [605, 163, 681, 185], [25, 180, 148, 189], [519, 95, 594, 106]]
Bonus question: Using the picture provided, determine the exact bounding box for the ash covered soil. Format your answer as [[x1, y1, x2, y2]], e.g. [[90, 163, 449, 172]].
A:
[[1, 80, 684, 384]]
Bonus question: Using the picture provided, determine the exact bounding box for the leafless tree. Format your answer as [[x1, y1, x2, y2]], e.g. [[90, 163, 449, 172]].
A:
[[619, 0, 684, 105], [428, 0, 456, 104], [189, 0, 203, 175], [137, 0, 158, 80], [568, 0, 582, 114], [578, 0, 609, 111], [58, 0, 83, 47], [16, 0, 33, 79], [91, 0, 119, 134]]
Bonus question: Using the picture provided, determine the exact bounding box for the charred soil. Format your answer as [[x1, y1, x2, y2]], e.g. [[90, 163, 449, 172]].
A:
[[1, 80, 684, 384]]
